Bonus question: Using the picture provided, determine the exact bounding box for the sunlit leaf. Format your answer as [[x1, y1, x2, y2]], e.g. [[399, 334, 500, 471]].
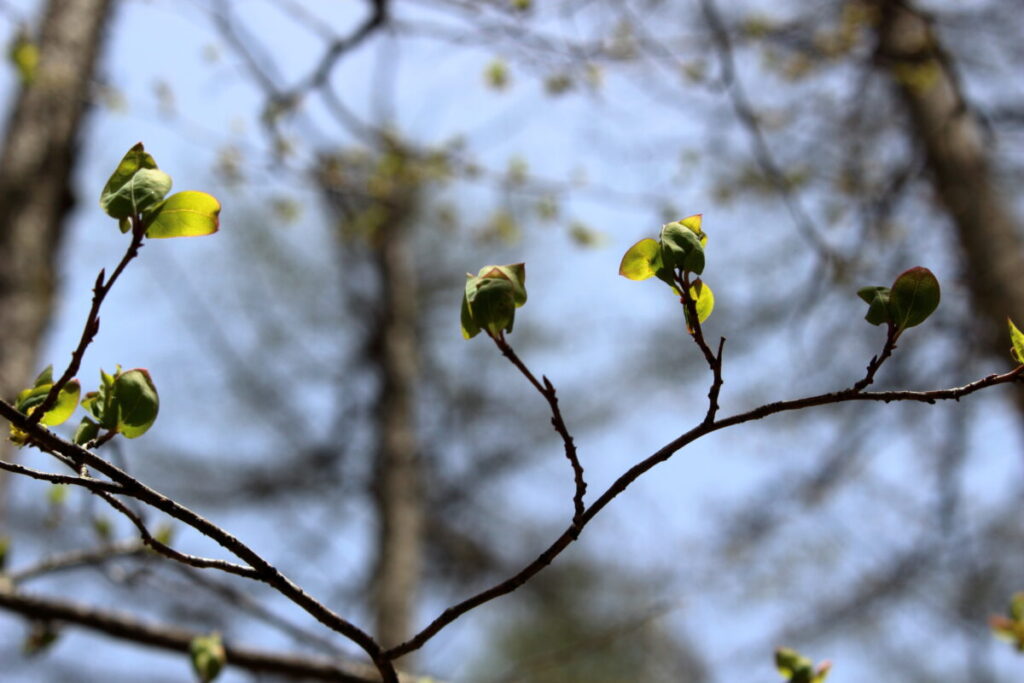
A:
[[12, 367, 79, 427], [100, 143, 159, 218], [37, 380, 80, 427], [684, 279, 715, 332], [775, 648, 811, 678], [145, 191, 221, 238], [619, 238, 660, 280], [1008, 318, 1024, 365], [678, 213, 707, 246]]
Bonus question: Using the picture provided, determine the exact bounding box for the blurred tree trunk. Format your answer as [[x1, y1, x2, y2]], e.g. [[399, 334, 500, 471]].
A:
[[0, 0, 115, 524], [368, 192, 423, 649], [319, 146, 424, 649], [874, 0, 1024, 385]]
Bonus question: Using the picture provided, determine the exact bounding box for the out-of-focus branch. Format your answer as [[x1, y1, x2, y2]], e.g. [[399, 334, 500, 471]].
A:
[[7, 540, 145, 584], [0, 587, 387, 682], [700, 0, 840, 267], [872, 0, 1024, 404]]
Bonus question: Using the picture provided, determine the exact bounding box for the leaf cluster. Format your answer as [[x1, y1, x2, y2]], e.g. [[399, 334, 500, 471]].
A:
[[460, 263, 528, 339], [100, 142, 220, 238], [618, 214, 714, 327]]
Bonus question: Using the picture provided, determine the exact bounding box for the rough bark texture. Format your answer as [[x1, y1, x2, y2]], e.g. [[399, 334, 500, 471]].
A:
[[369, 204, 422, 650], [0, 0, 115, 520], [874, 1, 1024, 377]]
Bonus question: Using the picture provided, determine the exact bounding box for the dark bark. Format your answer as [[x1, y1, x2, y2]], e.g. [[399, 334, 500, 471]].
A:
[[874, 0, 1024, 384], [0, 0, 116, 522]]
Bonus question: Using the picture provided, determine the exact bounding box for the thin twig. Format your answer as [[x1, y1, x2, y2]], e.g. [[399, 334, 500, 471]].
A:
[[677, 272, 726, 423], [384, 363, 1024, 658], [853, 324, 899, 392], [491, 333, 586, 528], [28, 222, 146, 425]]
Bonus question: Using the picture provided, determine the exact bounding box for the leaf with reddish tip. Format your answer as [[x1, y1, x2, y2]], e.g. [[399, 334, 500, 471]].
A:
[[110, 369, 159, 438], [889, 267, 940, 331]]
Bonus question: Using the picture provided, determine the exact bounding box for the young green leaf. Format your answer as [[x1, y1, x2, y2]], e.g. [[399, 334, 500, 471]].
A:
[[32, 365, 53, 387], [857, 286, 891, 326], [619, 238, 661, 280], [684, 279, 715, 331], [100, 167, 173, 219], [37, 380, 81, 427], [477, 263, 527, 306], [190, 632, 226, 683], [144, 191, 221, 238], [678, 213, 707, 246], [468, 277, 517, 337], [660, 221, 705, 274], [460, 286, 482, 339], [72, 417, 100, 447], [461, 264, 527, 339], [775, 647, 831, 683], [110, 369, 159, 438], [100, 143, 159, 218], [888, 266, 940, 331], [1008, 318, 1024, 365], [12, 369, 80, 427], [9, 30, 39, 84]]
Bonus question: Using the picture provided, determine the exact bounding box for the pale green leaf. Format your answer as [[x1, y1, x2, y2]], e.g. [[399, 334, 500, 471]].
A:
[[145, 191, 221, 238]]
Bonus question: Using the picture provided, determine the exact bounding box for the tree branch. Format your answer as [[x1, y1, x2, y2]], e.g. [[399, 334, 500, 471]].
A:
[[95, 491, 259, 580], [28, 224, 145, 425], [384, 363, 1024, 658], [0, 399, 396, 681], [492, 333, 586, 528], [0, 587, 386, 682]]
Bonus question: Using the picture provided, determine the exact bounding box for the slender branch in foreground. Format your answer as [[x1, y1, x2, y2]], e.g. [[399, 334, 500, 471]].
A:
[[0, 588, 387, 683], [678, 271, 726, 423], [28, 222, 146, 425], [491, 333, 586, 528], [0, 400, 396, 682], [384, 363, 1024, 658], [853, 324, 898, 392]]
